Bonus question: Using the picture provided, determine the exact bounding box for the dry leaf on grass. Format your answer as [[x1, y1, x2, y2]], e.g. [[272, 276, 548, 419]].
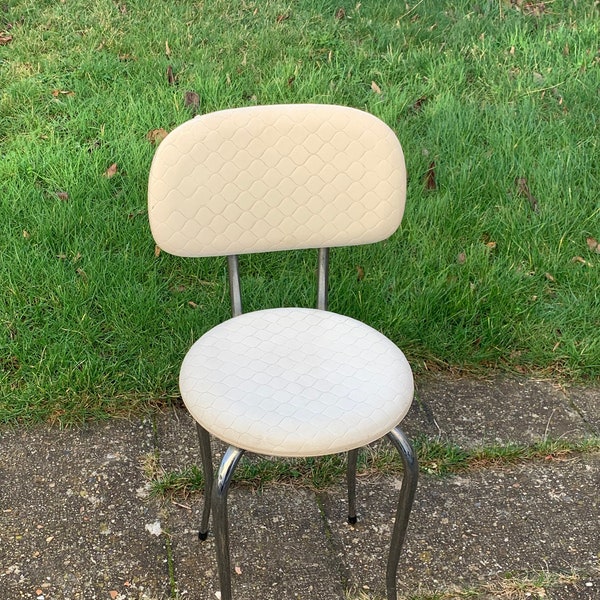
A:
[[586, 237, 600, 253], [52, 89, 75, 97], [356, 266, 365, 281], [276, 13, 289, 23], [56, 191, 69, 201], [184, 90, 200, 112], [146, 128, 169, 145], [515, 177, 539, 212], [424, 161, 436, 190], [335, 7, 346, 19], [457, 252, 466, 264], [165, 40, 171, 57], [103, 163, 118, 178], [572, 256, 592, 266], [370, 81, 382, 94], [154, 245, 161, 257], [412, 96, 428, 111], [0, 34, 13, 45], [167, 64, 176, 85]]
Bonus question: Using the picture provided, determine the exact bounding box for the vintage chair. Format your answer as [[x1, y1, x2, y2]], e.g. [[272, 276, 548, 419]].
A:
[[148, 104, 418, 600]]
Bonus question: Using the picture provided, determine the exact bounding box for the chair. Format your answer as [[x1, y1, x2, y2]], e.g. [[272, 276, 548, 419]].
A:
[[148, 104, 418, 600]]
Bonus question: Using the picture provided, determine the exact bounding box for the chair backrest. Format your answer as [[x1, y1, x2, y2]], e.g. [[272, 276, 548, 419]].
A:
[[148, 104, 406, 258]]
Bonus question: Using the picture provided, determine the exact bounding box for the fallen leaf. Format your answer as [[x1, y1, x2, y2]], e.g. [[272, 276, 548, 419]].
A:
[[76, 268, 88, 282], [52, 89, 75, 97], [146, 128, 168, 145], [356, 266, 365, 281], [165, 40, 171, 57], [103, 163, 118, 178], [110, 591, 119, 599], [485, 241, 497, 250], [544, 272, 556, 283], [36, 590, 43, 595], [586, 237, 599, 253], [335, 7, 346, 19], [370, 80, 382, 94], [234, 565, 242, 575], [457, 252, 466, 264], [0, 34, 13, 45], [188, 301, 198, 308], [424, 161, 436, 190], [412, 96, 428, 111], [184, 90, 200, 113], [276, 13, 289, 23], [166, 64, 175, 85], [287, 76, 295, 87], [515, 177, 539, 212], [154, 245, 161, 257], [572, 256, 591, 266], [23, 230, 30, 239], [56, 191, 69, 201]]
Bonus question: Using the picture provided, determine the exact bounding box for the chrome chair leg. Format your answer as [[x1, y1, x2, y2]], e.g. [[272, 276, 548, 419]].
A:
[[385, 427, 418, 600], [213, 445, 245, 600], [347, 448, 359, 524], [196, 423, 214, 540]]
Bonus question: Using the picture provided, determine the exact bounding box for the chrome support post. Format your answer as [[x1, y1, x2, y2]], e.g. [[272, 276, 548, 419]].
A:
[[227, 255, 243, 317], [347, 448, 359, 524], [213, 445, 245, 600], [317, 247, 329, 311], [385, 427, 418, 600], [196, 423, 214, 540]]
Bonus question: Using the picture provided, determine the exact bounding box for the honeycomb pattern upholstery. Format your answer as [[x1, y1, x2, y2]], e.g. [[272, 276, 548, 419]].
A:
[[148, 104, 406, 257], [179, 308, 414, 457]]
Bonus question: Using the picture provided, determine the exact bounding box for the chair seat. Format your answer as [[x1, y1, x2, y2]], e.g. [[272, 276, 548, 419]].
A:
[[179, 307, 413, 457]]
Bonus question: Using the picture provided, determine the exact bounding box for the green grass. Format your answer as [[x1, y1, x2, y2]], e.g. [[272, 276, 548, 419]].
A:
[[146, 436, 600, 497], [1, 1, 599, 422]]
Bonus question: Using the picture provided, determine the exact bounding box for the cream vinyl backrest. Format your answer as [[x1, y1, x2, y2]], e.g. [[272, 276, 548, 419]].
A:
[[148, 104, 406, 257]]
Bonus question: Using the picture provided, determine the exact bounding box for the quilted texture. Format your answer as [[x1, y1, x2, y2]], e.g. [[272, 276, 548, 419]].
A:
[[179, 308, 414, 457], [148, 104, 406, 257]]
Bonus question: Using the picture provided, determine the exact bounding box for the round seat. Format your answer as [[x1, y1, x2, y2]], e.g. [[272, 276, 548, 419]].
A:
[[179, 307, 413, 457]]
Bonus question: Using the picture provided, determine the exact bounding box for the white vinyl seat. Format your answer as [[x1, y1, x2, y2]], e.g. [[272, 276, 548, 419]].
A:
[[180, 307, 414, 457], [148, 103, 418, 600]]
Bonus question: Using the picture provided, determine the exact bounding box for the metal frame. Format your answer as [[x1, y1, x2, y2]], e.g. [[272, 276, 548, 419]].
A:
[[195, 249, 419, 600]]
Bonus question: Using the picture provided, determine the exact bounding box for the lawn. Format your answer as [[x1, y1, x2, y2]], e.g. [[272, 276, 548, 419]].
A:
[[1, 0, 599, 423]]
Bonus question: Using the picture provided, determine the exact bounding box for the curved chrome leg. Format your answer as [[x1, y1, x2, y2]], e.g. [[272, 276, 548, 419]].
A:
[[385, 427, 418, 600], [196, 423, 214, 540], [347, 448, 359, 524], [213, 446, 245, 600]]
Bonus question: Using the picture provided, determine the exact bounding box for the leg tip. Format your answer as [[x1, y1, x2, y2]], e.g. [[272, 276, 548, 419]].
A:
[[348, 515, 357, 525], [198, 530, 208, 541]]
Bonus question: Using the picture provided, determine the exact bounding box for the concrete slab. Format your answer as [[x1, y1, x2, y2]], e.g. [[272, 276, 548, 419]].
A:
[[415, 375, 590, 447], [0, 420, 169, 600], [564, 385, 600, 436], [166, 484, 343, 600], [322, 454, 600, 598]]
